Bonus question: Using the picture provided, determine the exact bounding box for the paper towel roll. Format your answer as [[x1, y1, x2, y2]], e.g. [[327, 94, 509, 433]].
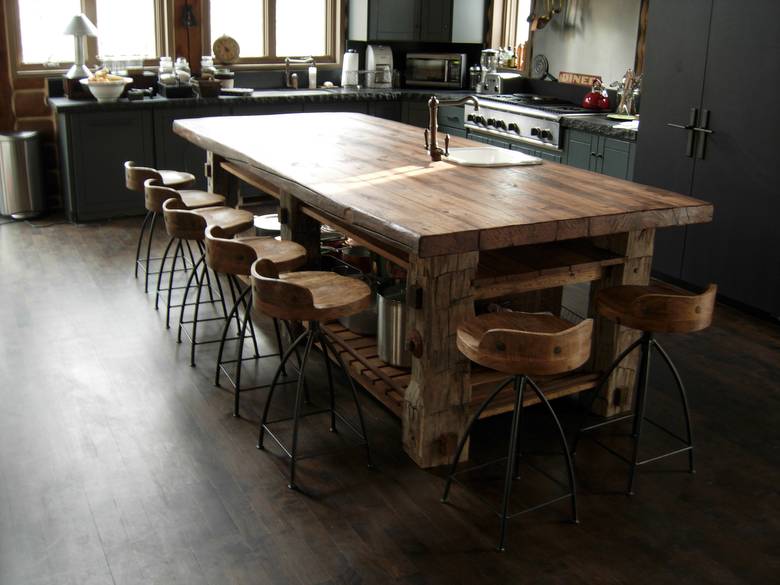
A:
[[341, 51, 359, 87]]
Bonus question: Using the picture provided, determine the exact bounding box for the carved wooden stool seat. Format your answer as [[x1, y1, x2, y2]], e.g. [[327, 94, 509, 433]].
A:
[[205, 225, 307, 417], [443, 311, 593, 551], [572, 283, 717, 495], [251, 258, 373, 491], [159, 197, 253, 366], [125, 161, 198, 291]]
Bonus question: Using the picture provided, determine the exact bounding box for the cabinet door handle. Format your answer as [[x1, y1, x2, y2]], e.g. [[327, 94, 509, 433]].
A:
[[590, 151, 597, 157], [666, 107, 698, 157], [694, 109, 713, 159]]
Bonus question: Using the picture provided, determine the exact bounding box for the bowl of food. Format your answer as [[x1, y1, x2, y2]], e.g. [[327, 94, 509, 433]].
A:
[[79, 69, 132, 102]]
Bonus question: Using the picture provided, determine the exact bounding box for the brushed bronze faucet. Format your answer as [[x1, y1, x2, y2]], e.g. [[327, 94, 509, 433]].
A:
[[425, 95, 480, 161], [285, 56, 316, 88]]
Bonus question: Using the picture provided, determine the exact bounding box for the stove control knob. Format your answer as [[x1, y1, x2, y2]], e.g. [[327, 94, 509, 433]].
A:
[[496, 120, 507, 131], [487, 118, 496, 127], [508, 123, 520, 134], [540, 129, 553, 140], [467, 114, 475, 122], [475, 116, 486, 126], [530, 127, 542, 137]]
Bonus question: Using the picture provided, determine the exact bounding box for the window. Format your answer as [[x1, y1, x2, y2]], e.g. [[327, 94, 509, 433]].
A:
[[205, 0, 338, 64], [16, 0, 82, 65], [95, 0, 159, 59], [9, 0, 165, 72], [502, 0, 534, 48]]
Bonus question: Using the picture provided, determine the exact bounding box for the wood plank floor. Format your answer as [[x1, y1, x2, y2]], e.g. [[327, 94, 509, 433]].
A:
[[1, 216, 778, 585]]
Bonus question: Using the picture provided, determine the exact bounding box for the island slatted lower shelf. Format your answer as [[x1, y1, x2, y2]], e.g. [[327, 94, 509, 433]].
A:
[[322, 322, 600, 419]]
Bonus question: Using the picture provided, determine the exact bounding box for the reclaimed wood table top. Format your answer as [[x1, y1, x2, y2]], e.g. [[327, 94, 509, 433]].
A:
[[174, 113, 713, 257]]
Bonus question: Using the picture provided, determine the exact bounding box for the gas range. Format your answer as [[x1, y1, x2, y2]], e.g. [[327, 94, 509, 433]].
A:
[[465, 93, 597, 150]]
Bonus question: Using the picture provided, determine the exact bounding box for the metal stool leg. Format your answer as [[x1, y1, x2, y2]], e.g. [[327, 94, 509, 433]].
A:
[[232, 301, 253, 415], [287, 331, 317, 490], [175, 249, 202, 332], [652, 339, 696, 474], [257, 328, 310, 449], [627, 334, 653, 495], [197, 241, 217, 304], [143, 212, 158, 293], [272, 317, 287, 375], [319, 329, 337, 432], [320, 328, 373, 468], [498, 375, 525, 552], [215, 284, 250, 387], [188, 260, 208, 366], [571, 335, 644, 457], [155, 236, 175, 311], [442, 376, 515, 503], [166, 240, 184, 329], [135, 211, 152, 278], [527, 378, 579, 525]]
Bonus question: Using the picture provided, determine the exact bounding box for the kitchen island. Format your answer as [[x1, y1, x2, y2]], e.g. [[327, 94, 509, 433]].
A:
[[174, 112, 711, 468]]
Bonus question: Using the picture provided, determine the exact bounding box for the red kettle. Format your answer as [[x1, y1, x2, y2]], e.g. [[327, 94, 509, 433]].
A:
[[582, 80, 610, 110]]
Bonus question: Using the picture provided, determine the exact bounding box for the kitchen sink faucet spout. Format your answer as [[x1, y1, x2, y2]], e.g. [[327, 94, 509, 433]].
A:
[[426, 95, 480, 161]]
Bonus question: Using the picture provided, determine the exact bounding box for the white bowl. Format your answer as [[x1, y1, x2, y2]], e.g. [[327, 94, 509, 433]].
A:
[[79, 77, 132, 103]]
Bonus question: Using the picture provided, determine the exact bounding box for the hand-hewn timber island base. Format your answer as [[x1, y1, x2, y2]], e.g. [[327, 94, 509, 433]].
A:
[[174, 113, 712, 468]]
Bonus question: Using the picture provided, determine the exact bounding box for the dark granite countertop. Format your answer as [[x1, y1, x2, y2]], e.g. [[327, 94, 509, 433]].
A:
[[50, 88, 637, 140], [560, 114, 638, 141], [48, 88, 471, 113]]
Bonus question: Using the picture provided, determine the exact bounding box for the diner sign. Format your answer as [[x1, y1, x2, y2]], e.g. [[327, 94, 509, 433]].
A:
[[559, 71, 603, 86]]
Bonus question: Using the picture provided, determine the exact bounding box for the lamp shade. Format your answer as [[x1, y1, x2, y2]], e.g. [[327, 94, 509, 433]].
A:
[[63, 13, 98, 37]]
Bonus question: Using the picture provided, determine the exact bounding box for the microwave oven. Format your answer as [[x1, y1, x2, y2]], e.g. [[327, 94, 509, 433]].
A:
[[405, 53, 467, 89]]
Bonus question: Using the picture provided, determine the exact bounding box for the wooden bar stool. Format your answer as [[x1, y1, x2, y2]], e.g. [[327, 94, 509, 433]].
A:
[[160, 198, 254, 366], [442, 312, 593, 551], [572, 283, 716, 495], [251, 258, 373, 491], [144, 180, 226, 298], [124, 162, 197, 291], [205, 225, 307, 417]]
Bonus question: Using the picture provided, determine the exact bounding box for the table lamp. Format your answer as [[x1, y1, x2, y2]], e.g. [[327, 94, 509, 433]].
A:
[[63, 13, 98, 80]]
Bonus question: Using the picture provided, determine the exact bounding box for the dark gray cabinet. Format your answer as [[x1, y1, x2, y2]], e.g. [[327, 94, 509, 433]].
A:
[[564, 130, 634, 179], [634, 0, 780, 315], [369, 102, 402, 121], [154, 106, 230, 190], [59, 110, 154, 222], [420, 0, 453, 42], [303, 102, 369, 114], [510, 142, 562, 163], [368, 0, 453, 42]]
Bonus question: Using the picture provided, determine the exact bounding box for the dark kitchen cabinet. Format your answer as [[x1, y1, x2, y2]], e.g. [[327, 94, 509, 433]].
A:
[[419, 0, 453, 42], [303, 102, 369, 114], [368, 0, 453, 42], [634, 0, 780, 315], [154, 106, 230, 190], [510, 142, 562, 163], [564, 130, 634, 179], [369, 102, 402, 121], [59, 110, 154, 222]]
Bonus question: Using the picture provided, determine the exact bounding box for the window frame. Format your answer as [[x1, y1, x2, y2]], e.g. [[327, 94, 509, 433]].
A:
[[5, 0, 170, 77], [201, 0, 343, 69], [499, 0, 534, 69]]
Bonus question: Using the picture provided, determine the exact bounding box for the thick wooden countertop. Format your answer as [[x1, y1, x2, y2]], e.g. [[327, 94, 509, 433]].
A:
[[174, 113, 712, 257]]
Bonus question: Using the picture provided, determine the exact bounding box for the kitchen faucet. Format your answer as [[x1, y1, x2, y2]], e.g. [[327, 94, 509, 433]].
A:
[[285, 56, 316, 88], [425, 95, 480, 161]]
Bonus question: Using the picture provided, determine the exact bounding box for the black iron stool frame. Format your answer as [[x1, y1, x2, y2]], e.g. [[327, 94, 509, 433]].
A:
[[571, 331, 695, 495], [442, 374, 578, 552], [175, 240, 236, 367], [214, 276, 302, 417], [257, 321, 373, 491]]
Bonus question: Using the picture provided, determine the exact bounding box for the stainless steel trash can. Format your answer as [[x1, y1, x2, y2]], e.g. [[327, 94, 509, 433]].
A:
[[0, 131, 44, 219]]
